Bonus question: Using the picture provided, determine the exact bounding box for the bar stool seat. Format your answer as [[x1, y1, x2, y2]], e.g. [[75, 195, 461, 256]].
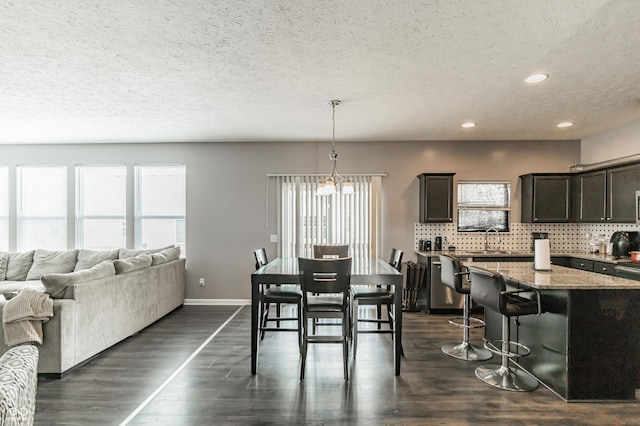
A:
[[468, 266, 542, 392], [439, 255, 492, 362]]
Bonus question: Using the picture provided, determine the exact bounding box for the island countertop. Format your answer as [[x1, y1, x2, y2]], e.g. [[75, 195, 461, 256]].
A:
[[465, 261, 640, 290]]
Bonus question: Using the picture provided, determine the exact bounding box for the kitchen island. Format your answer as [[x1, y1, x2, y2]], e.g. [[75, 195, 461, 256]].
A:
[[468, 261, 640, 401]]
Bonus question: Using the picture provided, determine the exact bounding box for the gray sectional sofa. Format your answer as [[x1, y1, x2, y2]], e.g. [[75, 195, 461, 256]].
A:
[[0, 246, 186, 377]]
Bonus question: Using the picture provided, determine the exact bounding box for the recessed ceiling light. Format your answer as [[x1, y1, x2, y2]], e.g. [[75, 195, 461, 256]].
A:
[[461, 122, 476, 128], [557, 122, 573, 128], [525, 73, 549, 83]]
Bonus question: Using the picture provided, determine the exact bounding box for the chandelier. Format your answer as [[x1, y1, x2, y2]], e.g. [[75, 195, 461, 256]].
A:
[[317, 100, 355, 196]]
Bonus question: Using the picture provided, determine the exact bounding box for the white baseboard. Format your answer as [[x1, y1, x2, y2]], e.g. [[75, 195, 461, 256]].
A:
[[184, 299, 250, 306]]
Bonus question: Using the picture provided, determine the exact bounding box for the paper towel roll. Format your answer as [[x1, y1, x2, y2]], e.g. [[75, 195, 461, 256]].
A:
[[534, 239, 551, 271]]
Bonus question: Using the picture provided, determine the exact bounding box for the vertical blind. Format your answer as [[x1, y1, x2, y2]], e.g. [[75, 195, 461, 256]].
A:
[[275, 175, 382, 259]]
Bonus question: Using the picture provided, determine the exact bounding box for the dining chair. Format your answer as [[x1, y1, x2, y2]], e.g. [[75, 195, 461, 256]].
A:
[[254, 248, 302, 351], [351, 248, 404, 356], [313, 244, 349, 259], [298, 257, 352, 381]]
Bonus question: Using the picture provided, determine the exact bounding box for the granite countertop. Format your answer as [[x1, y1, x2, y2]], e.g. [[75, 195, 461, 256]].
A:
[[465, 261, 640, 290], [414, 249, 634, 265]]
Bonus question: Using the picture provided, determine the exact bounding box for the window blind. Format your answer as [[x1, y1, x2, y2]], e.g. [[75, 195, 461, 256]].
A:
[[275, 175, 382, 259]]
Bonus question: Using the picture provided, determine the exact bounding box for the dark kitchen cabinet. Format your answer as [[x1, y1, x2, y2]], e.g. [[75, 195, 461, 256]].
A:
[[607, 163, 640, 222], [520, 174, 572, 223], [574, 163, 640, 223], [418, 173, 454, 223], [575, 170, 606, 222]]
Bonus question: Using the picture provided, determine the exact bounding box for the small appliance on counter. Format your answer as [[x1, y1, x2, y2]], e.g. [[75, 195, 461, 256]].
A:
[[419, 239, 432, 251], [610, 231, 640, 259], [434, 236, 442, 251]]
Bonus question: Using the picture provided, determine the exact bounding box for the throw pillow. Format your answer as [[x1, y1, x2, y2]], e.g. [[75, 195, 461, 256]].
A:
[[151, 246, 181, 265], [74, 249, 119, 271], [5, 251, 35, 281], [113, 254, 152, 274], [118, 245, 173, 259], [0, 253, 8, 281], [26, 249, 79, 280], [41, 260, 116, 299]]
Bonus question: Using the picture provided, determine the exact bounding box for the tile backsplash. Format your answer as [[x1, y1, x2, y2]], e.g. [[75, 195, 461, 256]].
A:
[[415, 222, 640, 253]]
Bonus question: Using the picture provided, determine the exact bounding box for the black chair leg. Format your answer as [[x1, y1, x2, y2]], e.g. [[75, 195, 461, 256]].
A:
[[260, 303, 270, 340]]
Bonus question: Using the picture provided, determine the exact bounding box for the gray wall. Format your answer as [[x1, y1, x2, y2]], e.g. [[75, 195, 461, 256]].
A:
[[0, 140, 580, 300]]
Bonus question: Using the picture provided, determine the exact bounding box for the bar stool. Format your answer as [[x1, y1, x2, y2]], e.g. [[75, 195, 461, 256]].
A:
[[439, 255, 492, 361], [467, 266, 542, 392]]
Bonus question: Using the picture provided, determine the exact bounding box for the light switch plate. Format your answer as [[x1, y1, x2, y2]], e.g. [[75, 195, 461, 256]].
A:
[[270, 234, 278, 243]]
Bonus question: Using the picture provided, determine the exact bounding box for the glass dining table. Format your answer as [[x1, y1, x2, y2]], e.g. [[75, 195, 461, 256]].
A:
[[251, 257, 404, 375]]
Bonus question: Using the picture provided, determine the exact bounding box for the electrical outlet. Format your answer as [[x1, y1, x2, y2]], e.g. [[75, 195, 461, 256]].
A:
[[199, 278, 205, 287]]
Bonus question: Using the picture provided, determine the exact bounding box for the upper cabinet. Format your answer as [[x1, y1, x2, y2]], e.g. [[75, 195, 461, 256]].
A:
[[607, 164, 640, 222], [418, 173, 455, 223], [520, 174, 572, 223], [574, 170, 606, 222], [574, 163, 640, 223]]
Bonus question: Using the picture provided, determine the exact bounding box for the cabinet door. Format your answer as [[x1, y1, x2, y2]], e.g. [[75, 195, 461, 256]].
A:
[[576, 170, 606, 222], [532, 175, 571, 222], [418, 174, 454, 223], [607, 164, 640, 222]]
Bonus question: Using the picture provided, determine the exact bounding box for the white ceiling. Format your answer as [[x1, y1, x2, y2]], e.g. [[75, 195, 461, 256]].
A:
[[1, 0, 639, 144]]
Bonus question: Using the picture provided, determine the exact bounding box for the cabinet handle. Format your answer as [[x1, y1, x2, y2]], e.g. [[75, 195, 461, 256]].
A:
[[580, 263, 585, 267], [600, 218, 604, 221], [602, 267, 608, 271]]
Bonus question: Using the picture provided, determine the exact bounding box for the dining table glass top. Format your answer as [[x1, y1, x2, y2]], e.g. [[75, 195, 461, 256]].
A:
[[253, 257, 402, 277]]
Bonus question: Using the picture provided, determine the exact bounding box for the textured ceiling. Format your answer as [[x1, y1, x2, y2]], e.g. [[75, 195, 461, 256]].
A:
[[1, 0, 639, 144]]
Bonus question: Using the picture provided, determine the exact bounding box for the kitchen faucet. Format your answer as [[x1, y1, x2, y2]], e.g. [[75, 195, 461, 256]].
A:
[[485, 228, 501, 251]]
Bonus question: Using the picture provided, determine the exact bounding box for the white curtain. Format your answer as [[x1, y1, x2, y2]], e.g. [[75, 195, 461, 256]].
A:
[[276, 175, 382, 259]]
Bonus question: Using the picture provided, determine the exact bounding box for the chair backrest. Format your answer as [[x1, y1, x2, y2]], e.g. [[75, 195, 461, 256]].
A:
[[389, 248, 403, 272], [467, 266, 507, 315], [313, 244, 349, 259], [439, 254, 469, 294], [254, 248, 268, 271], [298, 257, 352, 307]]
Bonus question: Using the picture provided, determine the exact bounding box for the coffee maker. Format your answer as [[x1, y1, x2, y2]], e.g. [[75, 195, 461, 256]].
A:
[[610, 231, 640, 258]]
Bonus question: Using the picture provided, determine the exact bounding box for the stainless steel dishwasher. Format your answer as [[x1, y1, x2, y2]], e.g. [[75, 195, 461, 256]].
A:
[[429, 257, 465, 313]]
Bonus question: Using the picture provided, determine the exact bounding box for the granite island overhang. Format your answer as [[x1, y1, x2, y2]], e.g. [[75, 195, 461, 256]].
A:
[[467, 260, 640, 401]]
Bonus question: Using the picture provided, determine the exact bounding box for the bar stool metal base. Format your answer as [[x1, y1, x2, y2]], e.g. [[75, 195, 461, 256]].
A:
[[475, 364, 539, 392], [441, 341, 492, 361]]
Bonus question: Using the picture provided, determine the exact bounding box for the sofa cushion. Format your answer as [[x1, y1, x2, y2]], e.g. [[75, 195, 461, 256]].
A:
[[5, 251, 35, 281], [113, 254, 152, 274], [26, 249, 79, 280], [118, 245, 173, 259], [151, 246, 181, 266], [41, 260, 116, 299], [0, 280, 44, 294], [0, 253, 8, 280], [74, 249, 119, 271]]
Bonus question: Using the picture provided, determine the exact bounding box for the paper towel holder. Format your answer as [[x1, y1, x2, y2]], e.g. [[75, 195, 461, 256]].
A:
[[534, 236, 552, 272]]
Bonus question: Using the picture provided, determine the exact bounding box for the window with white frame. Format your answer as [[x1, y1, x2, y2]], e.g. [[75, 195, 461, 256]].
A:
[[0, 166, 8, 251], [277, 175, 382, 259], [135, 165, 186, 254], [76, 166, 126, 250], [17, 165, 67, 250], [457, 181, 511, 232]]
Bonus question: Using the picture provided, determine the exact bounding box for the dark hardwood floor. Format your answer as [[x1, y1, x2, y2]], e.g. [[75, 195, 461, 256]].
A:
[[34, 305, 640, 425]]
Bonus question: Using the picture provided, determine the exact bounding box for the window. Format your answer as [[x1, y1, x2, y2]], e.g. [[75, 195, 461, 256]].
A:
[[0, 167, 8, 251], [17, 165, 67, 250], [135, 165, 186, 254], [76, 166, 127, 250], [457, 181, 510, 232], [277, 175, 382, 258]]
